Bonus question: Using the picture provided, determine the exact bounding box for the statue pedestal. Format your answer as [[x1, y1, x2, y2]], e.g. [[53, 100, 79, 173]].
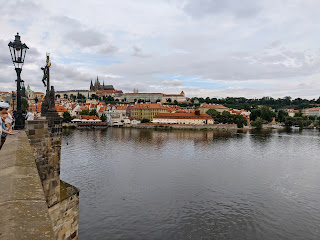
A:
[[41, 87, 61, 133]]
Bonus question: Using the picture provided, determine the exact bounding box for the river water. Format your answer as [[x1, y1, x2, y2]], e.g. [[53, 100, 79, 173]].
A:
[[61, 128, 320, 240]]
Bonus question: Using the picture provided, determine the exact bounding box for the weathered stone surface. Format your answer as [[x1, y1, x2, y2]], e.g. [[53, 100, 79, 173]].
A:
[[26, 119, 62, 207], [26, 118, 80, 240], [0, 132, 54, 239]]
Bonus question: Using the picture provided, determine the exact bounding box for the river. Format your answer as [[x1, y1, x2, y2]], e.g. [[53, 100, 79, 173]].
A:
[[61, 128, 320, 240]]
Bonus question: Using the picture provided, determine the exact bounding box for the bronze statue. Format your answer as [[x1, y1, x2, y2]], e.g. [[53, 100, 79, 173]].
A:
[[41, 53, 56, 114], [41, 53, 51, 92]]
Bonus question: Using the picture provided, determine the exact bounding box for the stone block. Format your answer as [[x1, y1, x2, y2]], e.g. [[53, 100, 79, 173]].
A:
[[35, 128, 45, 135], [34, 124, 44, 129], [28, 129, 36, 135]]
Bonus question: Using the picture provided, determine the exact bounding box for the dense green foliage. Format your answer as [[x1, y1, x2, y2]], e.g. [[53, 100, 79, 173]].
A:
[[77, 93, 86, 99], [89, 109, 99, 117], [104, 96, 114, 102], [284, 116, 315, 128], [250, 106, 276, 122], [100, 113, 107, 122], [251, 117, 263, 129], [80, 109, 90, 115], [90, 94, 100, 100], [141, 118, 150, 123], [192, 96, 320, 110], [276, 110, 289, 122], [206, 109, 248, 128], [62, 111, 72, 122]]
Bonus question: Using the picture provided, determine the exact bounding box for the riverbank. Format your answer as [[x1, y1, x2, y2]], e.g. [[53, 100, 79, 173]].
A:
[[135, 123, 239, 130]]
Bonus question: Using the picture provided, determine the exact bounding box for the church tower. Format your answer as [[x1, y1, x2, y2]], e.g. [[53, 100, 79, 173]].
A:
[[90, 79, 94, 91]]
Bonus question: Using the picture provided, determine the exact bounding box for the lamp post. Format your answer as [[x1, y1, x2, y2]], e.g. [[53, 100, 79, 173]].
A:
[[35, 96, 38, 113], [8, 33, 29, 129]]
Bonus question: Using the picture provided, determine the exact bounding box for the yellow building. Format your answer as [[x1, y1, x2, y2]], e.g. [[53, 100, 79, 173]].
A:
[[130, 103, 169, 121], [153, 110, 214, 125]]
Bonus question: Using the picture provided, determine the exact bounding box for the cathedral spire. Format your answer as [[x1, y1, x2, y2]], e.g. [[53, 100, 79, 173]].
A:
[[90, 79, 93, 91]]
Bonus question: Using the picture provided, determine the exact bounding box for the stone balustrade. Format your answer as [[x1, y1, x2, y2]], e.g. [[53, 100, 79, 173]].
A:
[[0, 132, 55, 239]]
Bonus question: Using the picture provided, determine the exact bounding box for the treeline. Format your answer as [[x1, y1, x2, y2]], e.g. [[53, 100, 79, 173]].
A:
[[206, 106, 320, 129], [206, 109, 248, 128], [192, 96, 320, 110]]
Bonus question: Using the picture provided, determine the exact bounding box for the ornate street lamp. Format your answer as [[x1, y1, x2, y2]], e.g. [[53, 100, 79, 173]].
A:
[[8, 33, 29, 129]]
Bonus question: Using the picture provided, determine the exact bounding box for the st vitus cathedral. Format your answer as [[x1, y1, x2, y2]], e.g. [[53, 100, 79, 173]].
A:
[[90, 76, 115, 91]]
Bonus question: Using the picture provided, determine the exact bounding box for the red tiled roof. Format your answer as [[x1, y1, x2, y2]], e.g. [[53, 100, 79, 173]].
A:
[[306, 107, 320, 111], [96, 90, 123, 93], [79, 115, 100, 120], [200, 104, 228, 109], [132, 103, 167, 109], [56, 106, 67, 112], [163, 94, 183, 97], [154, 112, 212, 120], [125, 93, 163, 95]]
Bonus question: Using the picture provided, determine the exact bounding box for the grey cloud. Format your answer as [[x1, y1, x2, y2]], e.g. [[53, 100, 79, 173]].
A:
[[0, 40, 12, 66], [54, 16, 82, 29], [65, 29, 106, 47], [132, 46, 151, 58], [183, 0, 262, 19], [98, 45, 119, 56], [53, 16, 108, 48], [100, 45, 320, 86], [269, 40, 281, 48], [162, 79, 184, 86]]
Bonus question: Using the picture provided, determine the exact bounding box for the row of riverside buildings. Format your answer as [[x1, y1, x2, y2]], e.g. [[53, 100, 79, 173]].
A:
[[2, 79, 320, 127]]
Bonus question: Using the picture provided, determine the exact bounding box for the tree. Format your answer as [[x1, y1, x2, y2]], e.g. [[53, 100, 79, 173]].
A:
[[100, 113, 107, 122], [56, 94, 61, 99], [206, 109, 221, 121], [70, 94, 76, 101], [105, 95, 114, 102], [284, 116, 294, 127], [174, 100, 178, 105], [141, 118, 150, 123], [251, 117, 263, 129], [77, 93, 85, 99], [260, 106, 275, 122], [91, 94, 99, 100], [89, 109, 99, 117], [167, 98, 172, 103], [294, 111, 303, 117], [250, 109, 261, 121], [62, 111, 72, 122], [80, 109, 90, 115], [233, 114, 248, 128], [276, 110, 288, 122]]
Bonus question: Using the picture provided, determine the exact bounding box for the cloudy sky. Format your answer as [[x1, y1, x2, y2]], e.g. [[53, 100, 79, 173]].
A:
[[1, 0, 320, 99]]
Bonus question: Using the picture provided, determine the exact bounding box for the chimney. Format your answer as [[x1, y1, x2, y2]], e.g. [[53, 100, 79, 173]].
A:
[[195, 109, 200, 115]]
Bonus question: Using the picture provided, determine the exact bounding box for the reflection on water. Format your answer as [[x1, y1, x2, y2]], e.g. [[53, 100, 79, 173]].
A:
[[61, 128, 320, 240]]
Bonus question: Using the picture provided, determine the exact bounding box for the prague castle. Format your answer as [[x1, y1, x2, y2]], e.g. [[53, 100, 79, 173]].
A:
[[90, 76, 115, 91]]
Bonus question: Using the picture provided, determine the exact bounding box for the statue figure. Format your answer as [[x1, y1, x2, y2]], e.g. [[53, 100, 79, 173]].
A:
[[41, 53, 57, 115], [48, 86, 55, 110], [41, 53, 51, 92]]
